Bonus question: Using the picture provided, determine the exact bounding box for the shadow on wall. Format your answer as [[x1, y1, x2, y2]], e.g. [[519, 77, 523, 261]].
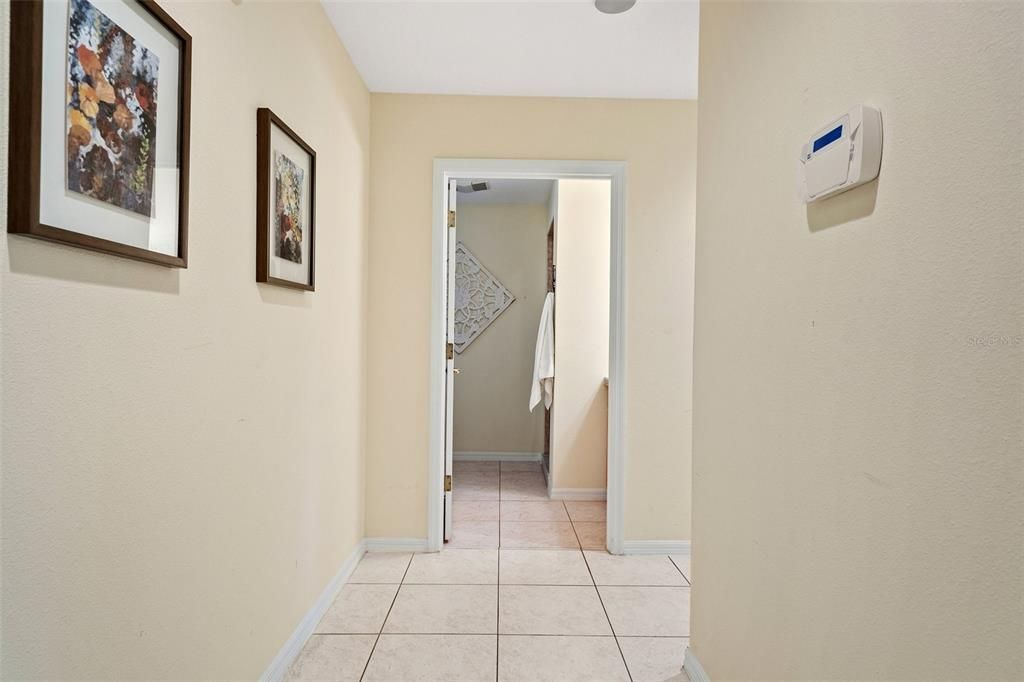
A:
[[806, 177, 879, 233], [5, 236, 181, 294]]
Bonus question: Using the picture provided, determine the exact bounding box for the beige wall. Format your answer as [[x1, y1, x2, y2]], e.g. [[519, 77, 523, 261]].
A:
[[550, 179, 610, 491], [0, 2, 370, 678], [367, 94, 697, 541], [692, 2, 1024, 679], [453, 203, 547, 454]]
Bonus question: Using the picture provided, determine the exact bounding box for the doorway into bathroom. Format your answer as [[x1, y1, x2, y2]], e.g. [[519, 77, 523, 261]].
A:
[[430, 161, 619, 554]]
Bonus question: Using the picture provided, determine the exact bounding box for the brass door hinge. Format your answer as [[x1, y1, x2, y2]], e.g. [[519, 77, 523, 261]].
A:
[[446, 342, 454, 360], [444, 475, 452, 492], [447, 210, 456, 228]]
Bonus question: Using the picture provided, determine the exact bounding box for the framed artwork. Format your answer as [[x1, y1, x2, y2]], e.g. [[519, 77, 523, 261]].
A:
[[7, 0, 192, 267], [256, 108, 316, 291]]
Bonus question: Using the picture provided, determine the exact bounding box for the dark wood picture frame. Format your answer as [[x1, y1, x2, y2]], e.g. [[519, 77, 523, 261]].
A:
[[256, 107, 316, 291], [7, 0, 192, 267]]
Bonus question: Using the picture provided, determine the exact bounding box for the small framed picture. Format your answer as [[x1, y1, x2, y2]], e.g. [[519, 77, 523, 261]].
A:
[[256, 108, 316, 291], [7, 0, 192, 267]]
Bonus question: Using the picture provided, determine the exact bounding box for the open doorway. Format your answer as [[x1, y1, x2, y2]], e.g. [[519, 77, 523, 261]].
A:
[[427, 159, 626, 554]]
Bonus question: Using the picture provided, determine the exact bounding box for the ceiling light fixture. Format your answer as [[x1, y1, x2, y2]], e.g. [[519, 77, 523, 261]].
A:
[[595, 0, 636, 14]]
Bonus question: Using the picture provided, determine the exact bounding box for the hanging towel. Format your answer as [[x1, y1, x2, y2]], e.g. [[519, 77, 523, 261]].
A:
[[530, 292, 555, 412]]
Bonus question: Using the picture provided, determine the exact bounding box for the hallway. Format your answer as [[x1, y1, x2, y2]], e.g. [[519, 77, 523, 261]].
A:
[[286, 461, 691, 681]]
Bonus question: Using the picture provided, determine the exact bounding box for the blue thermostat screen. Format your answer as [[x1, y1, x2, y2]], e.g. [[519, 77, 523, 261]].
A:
[[813, 124, 844, 152]]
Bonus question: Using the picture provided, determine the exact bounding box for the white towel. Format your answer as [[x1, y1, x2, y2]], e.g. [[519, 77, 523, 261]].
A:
[[530, 292, 555, 412]]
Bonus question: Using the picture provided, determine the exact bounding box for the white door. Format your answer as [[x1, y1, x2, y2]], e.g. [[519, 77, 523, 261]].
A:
[[443, 180, 457, 542]]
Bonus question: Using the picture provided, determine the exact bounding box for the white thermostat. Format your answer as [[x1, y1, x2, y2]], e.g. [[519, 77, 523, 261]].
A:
[[798, 104, 882, 202]]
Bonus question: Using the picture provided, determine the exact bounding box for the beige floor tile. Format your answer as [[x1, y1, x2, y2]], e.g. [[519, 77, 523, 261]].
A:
[[564, 500, 607, 523], [670, 554, 691, 584], [454, 480, 501, 501], [498, 635, 629, 682], [573, 522, 606, 550], [501, 521, 579, 549], [454, 461, 499, 475], [583, 552, 687, 586], [454, 500, 500, 522], [363, 634, 497, 682], [500, 473, 549, 501], [500, 500, 569, 522], [315, 584, 399, 634], [285, 634, 375, 682], [499, 585, 611, 635], [383, 584, 497, 634], [404, 549, 498, 584], [500, 461, 543, 473], [448, 521, 500, 549], [598, 586, 690, 637], [349, 552, 412, 584], [499, 549, 593, 585], [618, 637, 689, 682], [457, 470, 500, 486], [502, 472, 547, 486]]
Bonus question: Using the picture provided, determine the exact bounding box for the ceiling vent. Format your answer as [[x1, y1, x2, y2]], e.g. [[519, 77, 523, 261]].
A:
[[457, 181, 490, 193]]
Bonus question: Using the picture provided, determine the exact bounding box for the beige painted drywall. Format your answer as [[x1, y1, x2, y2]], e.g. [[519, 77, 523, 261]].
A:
[[0, 2, 370, 678], [550, 179, 610, 491], [366, 95, 696, 541], [453, 203, 547, 454], [692, 2, 1024, 679]]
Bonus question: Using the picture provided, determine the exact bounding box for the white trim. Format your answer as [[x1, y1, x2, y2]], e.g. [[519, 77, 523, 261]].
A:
[[260, 540, 367, 682], [363, 537, 431, 553], [549, 487, 607, 501], [621, 540, 691, 555], [683, 647, 711, 682], [454, 451, 542, 462], [429, 158, 627, 555]]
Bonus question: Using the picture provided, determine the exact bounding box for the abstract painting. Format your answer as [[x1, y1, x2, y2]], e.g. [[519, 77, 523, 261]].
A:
[[274, 151, 304, 264], [256, 108, 315, 289], [66, 0, 159, 217]]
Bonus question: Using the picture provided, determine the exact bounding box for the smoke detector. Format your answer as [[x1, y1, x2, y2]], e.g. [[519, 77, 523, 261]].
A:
[[595, 0, 636, 14]]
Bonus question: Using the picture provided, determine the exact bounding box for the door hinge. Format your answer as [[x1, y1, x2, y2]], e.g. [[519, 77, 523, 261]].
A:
[[446, 342, 454, 360], [447, 210, 456, 228], [444, 475, 452, 492]]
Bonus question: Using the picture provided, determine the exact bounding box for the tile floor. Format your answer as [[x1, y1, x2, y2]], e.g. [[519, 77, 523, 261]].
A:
[[287, 461, 691, 681]]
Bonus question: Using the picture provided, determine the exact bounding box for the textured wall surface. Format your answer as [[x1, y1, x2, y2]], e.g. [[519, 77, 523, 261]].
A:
[[692, 2, 1024, 679], [453, 203, 547, 455], [0, 2, 370, 678], [366, 95, 697, 541]]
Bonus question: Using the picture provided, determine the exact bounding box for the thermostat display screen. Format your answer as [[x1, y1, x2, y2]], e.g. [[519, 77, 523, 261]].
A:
[[813, 124, 844, 152]]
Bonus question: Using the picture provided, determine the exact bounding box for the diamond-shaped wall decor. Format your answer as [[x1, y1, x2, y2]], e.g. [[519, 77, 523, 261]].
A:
[[453, 242, 515, 353]]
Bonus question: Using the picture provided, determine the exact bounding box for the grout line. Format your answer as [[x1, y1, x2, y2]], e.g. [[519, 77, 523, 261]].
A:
[[358, 553, 414, 682], [668, 555, 691, 586], [564, 501, 584, 552], [579, 547, 634, 682]]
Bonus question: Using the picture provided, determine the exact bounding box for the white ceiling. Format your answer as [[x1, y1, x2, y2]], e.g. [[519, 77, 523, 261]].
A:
[[455, 179, 555, 205], [322, 1, 699, 100]]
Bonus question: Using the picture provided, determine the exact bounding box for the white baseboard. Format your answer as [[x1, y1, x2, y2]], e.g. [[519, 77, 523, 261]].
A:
[[549, 488, 606, 501], [621, 540, 690, 555], [683, 647, 710, 682], [454, 451, 542, 462], [364, 537, 430, 552], [260, 540, 366, 682]]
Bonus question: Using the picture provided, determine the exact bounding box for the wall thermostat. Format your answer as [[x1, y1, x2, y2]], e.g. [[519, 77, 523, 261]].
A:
[[798, 104, 882, 203]]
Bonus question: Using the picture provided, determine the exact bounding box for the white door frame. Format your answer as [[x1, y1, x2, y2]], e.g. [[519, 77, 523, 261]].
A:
[[428, 158, 627, 554]]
